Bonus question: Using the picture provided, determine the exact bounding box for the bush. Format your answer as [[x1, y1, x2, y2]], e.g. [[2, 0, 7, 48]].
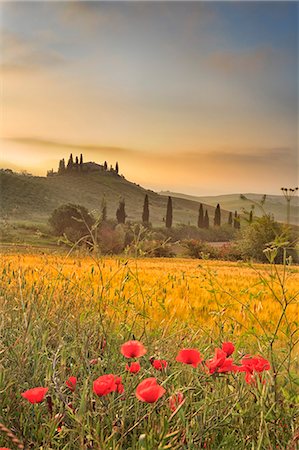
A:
[[49, 204, 94, 241], [182, 239, 219, 259], [237, 215, 298, 263]]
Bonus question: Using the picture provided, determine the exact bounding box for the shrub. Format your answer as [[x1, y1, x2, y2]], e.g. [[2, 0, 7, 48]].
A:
[[237, 215, 298, 263], [182, 239, 219, 259], [49, 204, 94, 241]]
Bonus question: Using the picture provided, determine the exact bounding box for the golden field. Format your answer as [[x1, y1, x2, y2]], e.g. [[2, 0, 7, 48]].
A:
[[1, 253, 298, 346]]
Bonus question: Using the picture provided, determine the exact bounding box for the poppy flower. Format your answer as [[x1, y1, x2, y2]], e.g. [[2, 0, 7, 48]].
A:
[[115, 376, 124, 393], [136, 377, 166, 403], [121, 340, 147, 358], [93, 374, 124, 396], [169, 392, 184, 412], [65, 376, 77, 392], [176, 349, 202, 368], [221, 342, 235, 356], [0, 448, 11, 450], [126, 362, 141, 374], [152, 359, 168, 371], [21, 387, 49, 404], [238, 355, 270, 384]]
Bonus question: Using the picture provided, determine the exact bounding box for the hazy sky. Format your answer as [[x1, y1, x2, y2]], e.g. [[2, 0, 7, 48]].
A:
[[0, 1, 298, 195]]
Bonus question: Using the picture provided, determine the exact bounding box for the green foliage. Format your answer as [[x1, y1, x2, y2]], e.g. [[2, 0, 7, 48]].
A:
[[49, 204, 94, 241], [214, 203, 221, 227], [238, 215, 298, 263]]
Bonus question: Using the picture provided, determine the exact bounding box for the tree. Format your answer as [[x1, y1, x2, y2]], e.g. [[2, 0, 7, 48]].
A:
[[80, 153, 83, 165], [116, 199, 126, 224], [58, 159, 65, 174], [249, 210, 253, 224], [142, 194, 149, 225], [75, 156, 79, 170], [115, 162, 119, 174], [67, 153, 74, 171], [101, 196, 107, 222], [49, 204, 94, 240], [214, 203, 221, 227], [204, 210, 209, 229], [234, 211, 240, 230], [104, 161, 108, 171], [166, 196, 173, 228], [228, 211, 233, 226], [198, 203, 204, 228]]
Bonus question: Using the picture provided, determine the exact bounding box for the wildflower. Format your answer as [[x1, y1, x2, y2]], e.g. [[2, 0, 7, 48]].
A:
[[121, 340, 146, 358], [93, 374, 120, 397], [115, 376, 124, 393], [151, 359, 168, 371], [176, 349, 202, 368], [126, 362, 141, 374], [169, 392, 184, 412], [136, 377, 166, 403], [221, 342, 235, 356], [65, 376, 77, 392], [238, 355, 270, 384], [21, 387, 49, 404]]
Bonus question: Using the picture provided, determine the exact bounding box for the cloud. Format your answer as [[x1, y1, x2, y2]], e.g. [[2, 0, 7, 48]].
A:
[[205, 47, 281, 75], [0, 29, 66, 73]]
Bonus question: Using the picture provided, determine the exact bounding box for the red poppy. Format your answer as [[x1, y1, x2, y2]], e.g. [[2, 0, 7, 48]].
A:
[[21, 387, 49, 404], [152, 359, 168, 371], [121, 340, 147, 358], [221, 342, 235, 356], [126, 362, 141, 374], [169, 392, 184, 412], [93, 374, 124, 396], [0, 448, 12, 450], [65, 376, 77, 392], [115, 376, 124, 393], [206, 348, 238, 374], [176, 349, 202, 368], [238, 355, 270, 384], [136, 377, 166, 403]]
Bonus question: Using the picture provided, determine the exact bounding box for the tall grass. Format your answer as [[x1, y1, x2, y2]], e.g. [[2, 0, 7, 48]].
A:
[[0, 249, 298, 449]]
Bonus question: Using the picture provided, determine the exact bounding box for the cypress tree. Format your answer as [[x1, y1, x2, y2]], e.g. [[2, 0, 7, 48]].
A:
[[165, 196, 173, 228], [67, 153, 73, 171], [104, 161, 108, 171], [101, 196, 107, 222], [116, 199, 126, 224], [79, 153, 83, 169], [75, 156, 79, 170], [115, 162, 119, 174], [237, 214, 241, 229], [233, 211, 238, 229], [204, 210, 209, 229], [58, 159, 65, 174], [198, 203, 204, 228], [142, 194, 149, 225], [228, 211, 233, 226], [249, 210, 253, 224], [214, 203, 221, 226]]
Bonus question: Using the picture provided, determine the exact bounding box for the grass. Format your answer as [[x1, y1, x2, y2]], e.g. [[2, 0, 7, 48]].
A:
[[0, 252, 298, 449]]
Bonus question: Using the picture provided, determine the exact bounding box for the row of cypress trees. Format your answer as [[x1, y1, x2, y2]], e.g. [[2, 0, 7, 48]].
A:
[[110, 194, 241, 229], [58, 154, 119, 174]]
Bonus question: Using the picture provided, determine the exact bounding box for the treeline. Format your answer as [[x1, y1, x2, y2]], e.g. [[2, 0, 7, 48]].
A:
[[111, 194, 241, 230], [47, 154, 120, 176]]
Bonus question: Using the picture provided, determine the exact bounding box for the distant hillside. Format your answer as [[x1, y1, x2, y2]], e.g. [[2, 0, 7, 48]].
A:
[[160, 191, 299, 225], [0, 168, 229, 227]]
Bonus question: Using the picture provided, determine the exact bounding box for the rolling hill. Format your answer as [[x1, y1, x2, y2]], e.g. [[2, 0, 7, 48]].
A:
[[0, 168, 230, 228], [160, 192, 299, 225]]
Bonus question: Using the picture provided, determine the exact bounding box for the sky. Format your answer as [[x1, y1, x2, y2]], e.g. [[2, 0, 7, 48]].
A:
[[0, 1, 298, 195]]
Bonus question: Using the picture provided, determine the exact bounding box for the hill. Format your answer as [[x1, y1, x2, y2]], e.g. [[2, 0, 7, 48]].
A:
[[160, 191, 299, 225], [0, 168, 229, 229]]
